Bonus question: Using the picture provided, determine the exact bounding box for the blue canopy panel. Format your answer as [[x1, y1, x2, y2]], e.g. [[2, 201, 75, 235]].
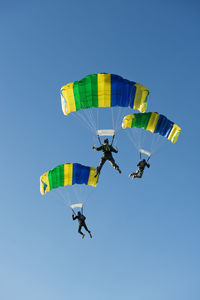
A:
[[154, 115, 174, 138], [110, 74, 136, 107], [72, 163, 91, 185]]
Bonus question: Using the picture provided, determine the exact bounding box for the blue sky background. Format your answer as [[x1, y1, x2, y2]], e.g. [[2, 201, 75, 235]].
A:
[[1, 0, 200, 299]]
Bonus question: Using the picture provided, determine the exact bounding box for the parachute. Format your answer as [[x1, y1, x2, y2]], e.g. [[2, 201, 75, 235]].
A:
[[40, 163, 98, 195], [60, 73, 149, 141], [60, 73, 149, 115], [122, 112, 181, 143]]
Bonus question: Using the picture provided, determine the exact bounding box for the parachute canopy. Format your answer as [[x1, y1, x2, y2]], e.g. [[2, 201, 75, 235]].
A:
[[122, 112, 181, 143], [40, 163, 98, 195], [60, 73, 149, 115]]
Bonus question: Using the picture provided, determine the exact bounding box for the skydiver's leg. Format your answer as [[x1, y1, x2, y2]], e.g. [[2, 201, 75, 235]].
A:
[[78, 224, 85, 238], [129, 168, 139, 179], [108, 157, 121, 173], [129, 173, 135, 177], [95, 157, 106, 176], [83, 222, 92, 238], [129, 172, 137, 179], [134, 169, 143, 178]]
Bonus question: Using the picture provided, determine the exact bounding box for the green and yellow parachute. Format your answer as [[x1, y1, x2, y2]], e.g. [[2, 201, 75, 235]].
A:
[[40, 163, 98, 195], [60, 73, 149, 115], [122, 112, 181, 143]]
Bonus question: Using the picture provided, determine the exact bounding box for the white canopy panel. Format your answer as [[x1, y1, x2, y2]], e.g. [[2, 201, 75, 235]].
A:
[[139, 149, 151, 157], [70, 203, 83, 209], [97, 129, 115, 136]]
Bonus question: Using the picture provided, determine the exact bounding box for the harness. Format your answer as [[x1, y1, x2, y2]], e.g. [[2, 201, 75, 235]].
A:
[[105, 145, 110, 152]]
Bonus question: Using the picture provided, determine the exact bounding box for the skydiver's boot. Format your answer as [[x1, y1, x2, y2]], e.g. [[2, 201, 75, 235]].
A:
[[89, 232, 92, 238], [116, 167, 122, 174], [82, 234, 85, 239]]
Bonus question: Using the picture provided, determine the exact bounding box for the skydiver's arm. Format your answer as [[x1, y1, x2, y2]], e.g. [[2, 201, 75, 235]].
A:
[[110, 146, 118, 153], [72, 215, 78, 220], [93, 145, 103, 151]]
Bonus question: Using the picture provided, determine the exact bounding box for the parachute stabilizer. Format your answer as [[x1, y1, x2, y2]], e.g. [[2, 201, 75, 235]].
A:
[[70, 203, 83, 210], [139, 149, 151, 157], [97, 129, 115, 136]]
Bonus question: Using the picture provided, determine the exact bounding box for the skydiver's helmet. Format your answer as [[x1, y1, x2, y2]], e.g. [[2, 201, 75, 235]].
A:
[[104, 138, 109, 145], [77, 211, 81, 216]]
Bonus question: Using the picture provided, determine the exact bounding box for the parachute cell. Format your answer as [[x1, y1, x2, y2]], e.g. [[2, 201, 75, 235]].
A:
[[60, 73, 149, 115], [122, 112, 181, 143], [40, 163, 98, 195]]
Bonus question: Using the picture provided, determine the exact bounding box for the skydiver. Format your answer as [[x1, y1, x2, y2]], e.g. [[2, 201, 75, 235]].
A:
[[93, 138, 121, 177], [129, 159, 150, 179], [72, 211, 92, 239]]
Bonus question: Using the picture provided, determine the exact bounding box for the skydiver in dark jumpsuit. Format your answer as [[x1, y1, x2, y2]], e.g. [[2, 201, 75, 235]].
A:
[[93, 138, 121, 177], [72, 211, 92, 239], [129, 159, 150, 179]]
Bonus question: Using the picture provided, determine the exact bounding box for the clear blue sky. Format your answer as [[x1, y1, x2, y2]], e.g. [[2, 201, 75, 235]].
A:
[[1, 0, 200, 299]]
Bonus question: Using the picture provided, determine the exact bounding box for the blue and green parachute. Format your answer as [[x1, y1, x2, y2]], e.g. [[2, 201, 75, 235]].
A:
[[40, 163, 98, 195], [60, 73, 149, 115], [122, 112, 181, 143]]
